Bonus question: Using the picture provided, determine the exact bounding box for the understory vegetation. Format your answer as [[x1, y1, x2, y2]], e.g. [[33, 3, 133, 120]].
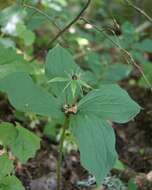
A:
[[0, 0, 152, 190]]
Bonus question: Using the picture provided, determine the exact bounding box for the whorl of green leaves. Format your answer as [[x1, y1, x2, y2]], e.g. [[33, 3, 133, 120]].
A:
[[0, 45, 140, 185]]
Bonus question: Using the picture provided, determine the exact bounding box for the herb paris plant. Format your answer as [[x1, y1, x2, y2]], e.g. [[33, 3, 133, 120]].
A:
[[0, 45, 140, 188]]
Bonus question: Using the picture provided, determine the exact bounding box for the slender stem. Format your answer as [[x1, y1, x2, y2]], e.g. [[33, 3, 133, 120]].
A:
[[47, 0, 92, 47], [135, 21, 151, 33], [125, 0, 152, 23], [57, 117, 69, 190], [23, 3, 62, 31]]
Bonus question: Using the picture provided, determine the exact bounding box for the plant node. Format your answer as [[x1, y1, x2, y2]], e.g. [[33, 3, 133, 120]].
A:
[[62, 104, 77, 115]]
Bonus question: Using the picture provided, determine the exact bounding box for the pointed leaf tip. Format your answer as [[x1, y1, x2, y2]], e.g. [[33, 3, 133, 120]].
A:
[[78, 84, 141, 123], [71, 115, 117, 185], [0, 72, 64, 119]]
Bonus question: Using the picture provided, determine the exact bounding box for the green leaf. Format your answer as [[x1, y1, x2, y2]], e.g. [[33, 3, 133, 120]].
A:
[[78, 84, 140, 123], [113, 159, 125, 171], [85, 52, 102, 77], [139, 63, 152, 88], [81, 71, 98, 86], [71, 80, 77, 97], [0, 176, 25, 190], [10, 125, 40, 163], [70, 114, 117, 185], [78, 80, 92, 89], [45, 45, 82, 104], [0, 72, 64, 119], [16, 23, 35, 46], [102, 63, 132, 83], [0, 154, 14, 178], [0, 122, 40, 164], [0, 45, 42, 79], [47, 77, 69, 83], [133, 39, 152, 53], [0, 122, 17, 146], [0, 62, 34, 80], [122, 22, 135, 36], [22, 30, 35, 46], [45, 44, 79, 78], [130, 50, 148, 64], [121, 22, 136, 49], [43, 121, 58, 141], [0, 45, 24, 65], [0, 38, 15, 48], [128, 179, 137, 190], [27, 13, 46, 30]]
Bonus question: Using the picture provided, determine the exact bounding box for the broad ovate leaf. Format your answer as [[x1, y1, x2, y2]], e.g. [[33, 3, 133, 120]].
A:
[[45, 45, 83, 104], [70, 114, 117, 185], [45, 44, 78, 78], [10, 125, 40, 163], [0, 72, 64, 119], [78, 84, 140, 123], [0, 176, 25, 190], [0, 122, 17, 146], [0, 154, 14, 178], [0, 122, 40, 164]]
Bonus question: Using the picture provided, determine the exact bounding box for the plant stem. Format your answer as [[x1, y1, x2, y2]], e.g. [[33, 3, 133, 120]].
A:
[[23, 3, 62, 32], [57, 117, 69, 190], [81, 17, 152, 91], [125, 0, 152, 23], [47, 0, 92, 47]]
